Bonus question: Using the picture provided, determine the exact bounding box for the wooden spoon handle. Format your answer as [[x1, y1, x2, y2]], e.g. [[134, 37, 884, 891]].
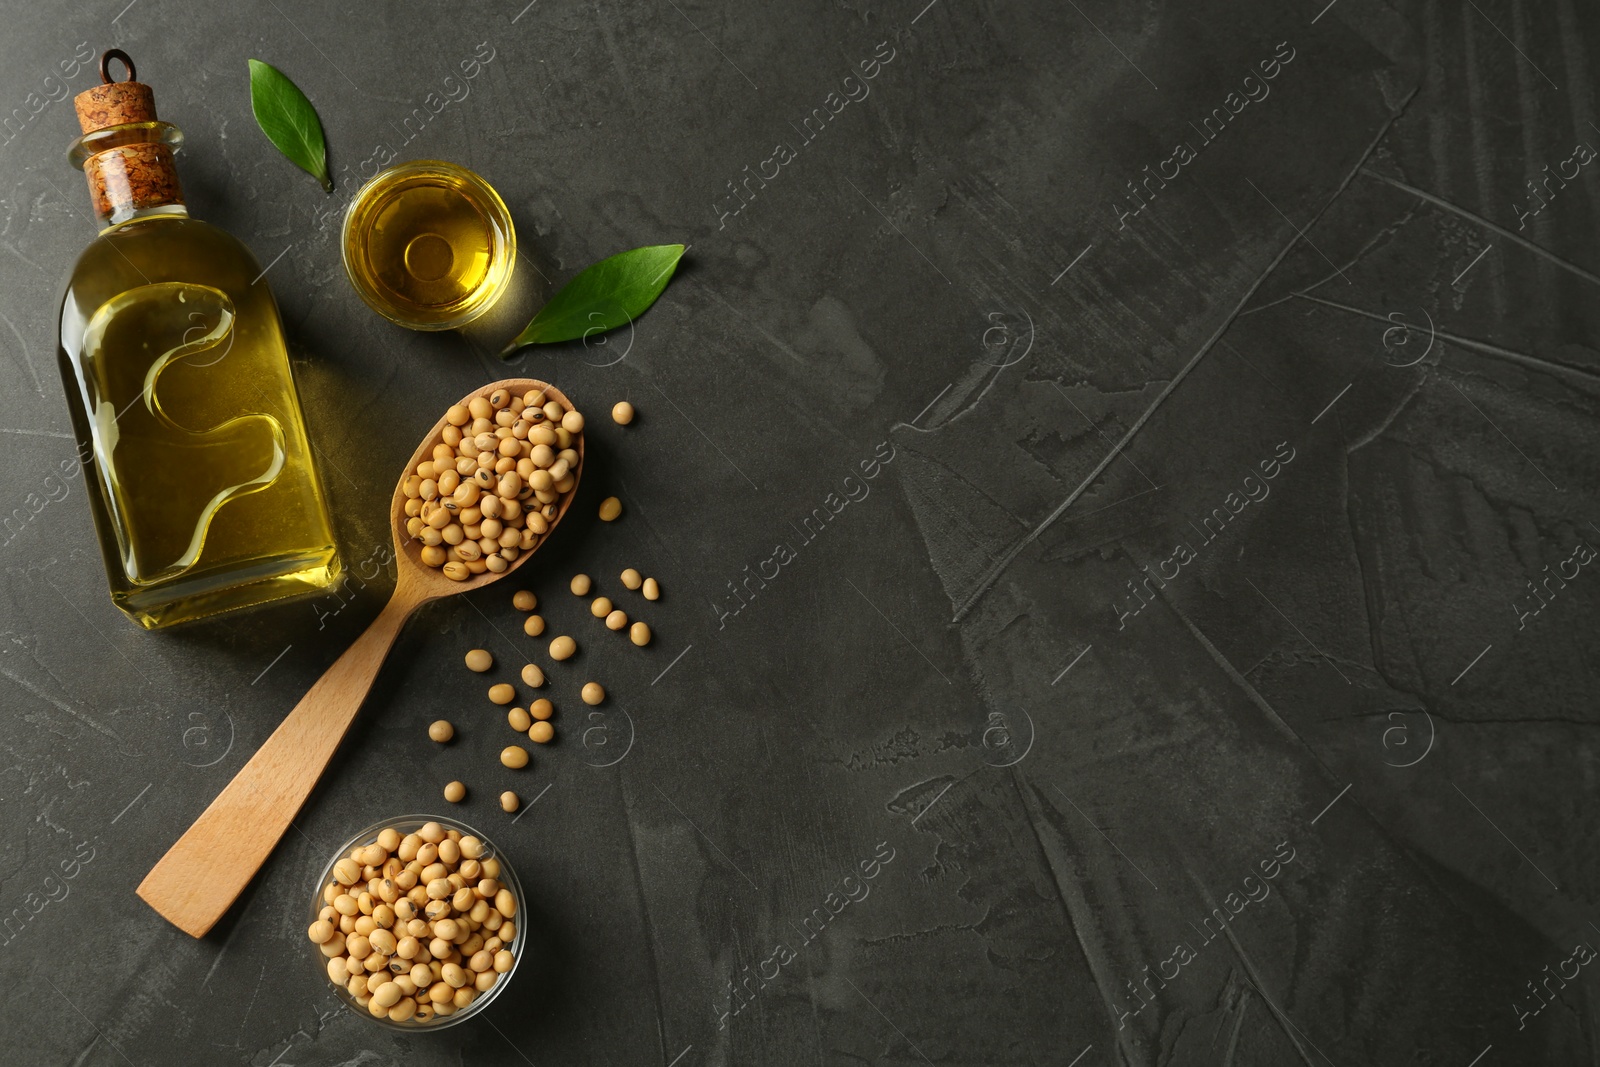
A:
[[137, 586, 421, 937]]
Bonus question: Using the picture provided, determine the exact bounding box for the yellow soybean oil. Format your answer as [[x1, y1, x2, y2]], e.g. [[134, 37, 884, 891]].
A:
[[341, 161, 516, 330], [56, 53, 339, 629], [59, 216, 341, 628]]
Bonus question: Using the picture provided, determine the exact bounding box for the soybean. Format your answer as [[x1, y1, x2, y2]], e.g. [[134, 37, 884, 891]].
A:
[[507, 707, 532, 733], [512, 590, 537, 611], [611, 401, 634, 425], [570, 574, 592, 596], [444, 781, 466, 803], [605, 609, 628, 631], [630, 621, 651, 646], [582, 682, 605, 706], [520, 664, 544, 688], [464, 649, 493, 673], [590, 596, 612, 618], [642, 577, 660, 601], [527, 721, 554, 744], [500, 791, 519, 813], [549, 635, 576, 661], [530, 699, 554, 721], [501, 746, 529, 769], [620, 568, 642, 590], [523, 614, 546, 637], [488, 684, 515, 706], [428, 720, 454, 743], [598, 496, 622, 522]]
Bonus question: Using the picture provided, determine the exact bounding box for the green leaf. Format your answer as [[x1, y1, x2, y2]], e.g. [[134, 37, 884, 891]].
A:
[[502, 244, 686, 355], [248, 59, 332, 192]]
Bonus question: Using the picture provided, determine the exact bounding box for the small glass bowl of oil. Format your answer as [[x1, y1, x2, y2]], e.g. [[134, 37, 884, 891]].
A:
[[341, 160, 515, 331]]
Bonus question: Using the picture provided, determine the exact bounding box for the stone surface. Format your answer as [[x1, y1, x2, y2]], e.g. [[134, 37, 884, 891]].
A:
[[0, 1, 1595, 1064]]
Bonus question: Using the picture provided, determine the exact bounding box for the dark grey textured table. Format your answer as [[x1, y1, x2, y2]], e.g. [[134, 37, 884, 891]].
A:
[[1, 1, 1596, 1064]]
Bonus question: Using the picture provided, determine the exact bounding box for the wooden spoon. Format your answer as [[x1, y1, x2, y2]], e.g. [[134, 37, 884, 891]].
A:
[[137, 378, 583, 937]]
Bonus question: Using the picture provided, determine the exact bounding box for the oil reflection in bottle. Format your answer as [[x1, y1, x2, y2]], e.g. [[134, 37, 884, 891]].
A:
[[81, 282, 285, 583]]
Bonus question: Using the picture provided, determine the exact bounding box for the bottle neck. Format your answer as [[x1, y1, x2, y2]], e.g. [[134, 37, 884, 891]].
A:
[[69, 121, 186, 227]]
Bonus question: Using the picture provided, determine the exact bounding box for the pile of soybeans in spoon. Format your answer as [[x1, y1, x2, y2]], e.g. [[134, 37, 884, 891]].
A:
[[402, 387, 583, 580]]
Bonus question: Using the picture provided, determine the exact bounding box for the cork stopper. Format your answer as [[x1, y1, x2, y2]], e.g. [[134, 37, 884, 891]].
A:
[[74, 50, 155, 133], [70, 49, 184, 223]]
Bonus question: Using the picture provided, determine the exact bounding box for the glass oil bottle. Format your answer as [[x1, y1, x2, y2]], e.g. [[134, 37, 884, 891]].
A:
[[56, 50, 340, 629]]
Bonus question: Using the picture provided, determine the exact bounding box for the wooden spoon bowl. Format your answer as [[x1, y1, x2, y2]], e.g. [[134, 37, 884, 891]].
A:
[[391, 379, 583, 596], [138, 379, 581, 937]]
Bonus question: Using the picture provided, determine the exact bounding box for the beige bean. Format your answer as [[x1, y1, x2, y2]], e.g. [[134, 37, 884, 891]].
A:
[[620, 568, 643, 590], [606, 609, 628, 631], [612, 401, 634, 425], [630, 621, 651, 646], [485, 555, 508, 573], [428, 719, 453, 743], [500, 790, 519, 812], [489, 683, 515, 705], [308, 919, 335, 943], [581, 682, 605, 705], [495, 889, 517, 918], [530, 698, 553, 721], [561, 410, 584, 433], [420, 545, 447, 568], [493, 949, 514, 973], [642, 577, 660, 600], [549, 635, 576, 661], [443, 781, 466, 803], [464, 649, 493, 672], [446, 404, 471, 427], [442, 561, 470, 581], [501, 745, 529, 769], [590, 596, 612, 618], [528, 721, 553, 744], [521, 663, 544, 687], [507, 707, 532, 732], [598, 496, 622, 521], [512, 590, 536, 611], [570, 574, 591, 595]]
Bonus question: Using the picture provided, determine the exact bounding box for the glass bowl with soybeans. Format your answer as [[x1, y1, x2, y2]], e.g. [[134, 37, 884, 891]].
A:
[[306, 814, 526, 1029]]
